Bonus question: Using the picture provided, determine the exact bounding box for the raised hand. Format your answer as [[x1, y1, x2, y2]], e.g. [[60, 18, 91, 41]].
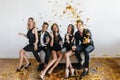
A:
[[66, 33, 70, 43], [59, 41, 63, 45], [72, 45, 76, 51], [50, 32, 54, 39], [18, 33, 26, 37], [18, 33, 24, 36]]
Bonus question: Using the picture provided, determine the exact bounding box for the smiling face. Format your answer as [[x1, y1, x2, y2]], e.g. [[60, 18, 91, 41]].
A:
[[42, 24, 48, 32], [51, 23, 59, 33], [28, 19, 34, 26], [42, 22, 49, 32], [27, 17, 35, 29], [67, 25, 72, 34], [53, 25, 58, 32], [76, 20, 84, 31]]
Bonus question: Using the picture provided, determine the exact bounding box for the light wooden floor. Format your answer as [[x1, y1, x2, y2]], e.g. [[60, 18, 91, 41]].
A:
[[0, 58, 120, 80]]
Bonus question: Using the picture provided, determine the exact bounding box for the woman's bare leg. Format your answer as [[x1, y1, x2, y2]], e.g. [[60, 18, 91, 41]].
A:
[[23, 53, 29, 65], [40, 51, 57, 79], [17, 49, 26, 69], [64, 50, 74, 77], [65, 50, 73, 68], [48, 51, 63, 74]]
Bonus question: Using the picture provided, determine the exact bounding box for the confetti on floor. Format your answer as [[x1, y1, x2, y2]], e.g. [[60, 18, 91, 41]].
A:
[[0, 58, 120, 80]]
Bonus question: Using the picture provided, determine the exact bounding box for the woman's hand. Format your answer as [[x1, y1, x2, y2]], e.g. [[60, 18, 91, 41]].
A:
[[50, 32, 54, 39], [66, 34, 69, 40], [18, 33, 26, 37], [59, 41, 63, 45], [18, 33, 24, 36], [66, 34, 70, 43], [34, 44, 38, 51], [72, 45, 76, 51]]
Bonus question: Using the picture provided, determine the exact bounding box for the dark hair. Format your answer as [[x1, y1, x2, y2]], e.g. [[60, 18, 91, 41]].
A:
[[76, 19, 84, 25], [51, 23, 59, 33], [51, 23, 59, 41], [43, 22, 49, 26], [67, 24, 74, 35]]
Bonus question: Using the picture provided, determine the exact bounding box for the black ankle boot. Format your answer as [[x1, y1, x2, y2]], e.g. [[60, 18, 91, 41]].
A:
[[77, 63, 83, 69], [37, 63, 44, 71], [81, 70, 89, 76]]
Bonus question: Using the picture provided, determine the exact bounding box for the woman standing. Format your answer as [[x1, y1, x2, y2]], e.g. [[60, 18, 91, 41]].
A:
[[63, 24, 75, 78], [39, 23, 63, 79], [17, 17, 38, 71]]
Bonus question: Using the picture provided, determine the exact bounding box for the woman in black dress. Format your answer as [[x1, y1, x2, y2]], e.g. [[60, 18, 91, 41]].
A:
[[40, 23, 63, 79], [64, 24, 75, 78], [17, 17, 38, 71]]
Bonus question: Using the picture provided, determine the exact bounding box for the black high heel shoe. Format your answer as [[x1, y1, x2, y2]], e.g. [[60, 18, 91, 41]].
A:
[[25, 63, 31, 69], [16, 65, 24, 72], [81, 70, 89, 76]]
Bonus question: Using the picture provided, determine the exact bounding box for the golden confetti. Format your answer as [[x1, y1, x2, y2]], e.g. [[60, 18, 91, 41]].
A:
[[0, 58, 120, 80], [63, 5, 81, 21]]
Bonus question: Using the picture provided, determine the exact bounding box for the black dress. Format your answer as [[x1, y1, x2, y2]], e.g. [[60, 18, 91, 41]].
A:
[[63, 33, 74, 51], [23, 27, 35, 51], [51, 33, 62, 51]]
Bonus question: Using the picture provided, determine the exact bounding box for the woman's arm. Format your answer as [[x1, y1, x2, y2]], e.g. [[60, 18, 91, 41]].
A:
[[18, 33, 27, 38], [33, 28, 38, 50], [34, 28, 38, 45], [50, 32, 54, 47], [66, 34, 70, 44], [58, 34, 63, 45], [63, 34, 67, 48], [71, 36, 74, 45]]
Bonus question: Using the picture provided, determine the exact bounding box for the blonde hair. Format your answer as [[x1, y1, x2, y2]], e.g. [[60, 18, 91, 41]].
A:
[[27, 17, 36, 30]]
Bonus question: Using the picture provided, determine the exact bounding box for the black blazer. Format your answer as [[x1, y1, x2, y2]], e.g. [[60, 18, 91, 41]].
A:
[[38, 30, 51, 47]]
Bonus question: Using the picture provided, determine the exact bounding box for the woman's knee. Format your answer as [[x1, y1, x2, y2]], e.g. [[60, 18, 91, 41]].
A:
[[59, 53, 63, 58], [53, 57, 57, 62], [19, 49, 25, 55], [65, 52, 70, 58]]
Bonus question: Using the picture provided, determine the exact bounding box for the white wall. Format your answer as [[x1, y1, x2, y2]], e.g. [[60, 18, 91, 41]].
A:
[[0, 0, 120, 58]]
